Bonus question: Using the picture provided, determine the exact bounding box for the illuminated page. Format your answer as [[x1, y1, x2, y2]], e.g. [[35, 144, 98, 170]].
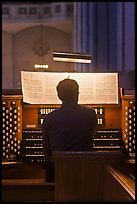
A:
[[21, 71, 119, 104], [21, 71, 68, 104], [69, 73, 119, 104], [42, 72, 69, 104], [21, 71, 43, 104]]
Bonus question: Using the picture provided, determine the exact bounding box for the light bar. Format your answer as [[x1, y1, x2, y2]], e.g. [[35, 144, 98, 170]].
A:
[[53, 51, 92, 63]]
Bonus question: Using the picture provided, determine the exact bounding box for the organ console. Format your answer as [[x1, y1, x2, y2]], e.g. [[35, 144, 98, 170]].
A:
[[2, 73, 135, 202], [2, 94, 135, 164]]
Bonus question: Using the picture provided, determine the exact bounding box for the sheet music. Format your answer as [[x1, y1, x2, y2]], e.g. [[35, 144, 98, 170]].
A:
[[21, 71, 119, 104]]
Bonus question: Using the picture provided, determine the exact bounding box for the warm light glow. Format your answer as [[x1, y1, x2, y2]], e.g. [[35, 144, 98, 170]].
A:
[[53, 51, 92, 63], [34, 64, 49, 69]]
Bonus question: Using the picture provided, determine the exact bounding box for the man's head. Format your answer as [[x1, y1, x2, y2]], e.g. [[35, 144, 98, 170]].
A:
[[56, 78, 79, 103]]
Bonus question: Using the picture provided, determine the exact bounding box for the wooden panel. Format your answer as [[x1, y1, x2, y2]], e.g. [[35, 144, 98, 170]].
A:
[[2, 162, 45, 180], [22, 104, 60, 129], [22, 103, 122, 130], [105, 106, 121, 129], [2, 179, 55, 202], [22, 105, 38, 129], [53, 151, 124, 202]]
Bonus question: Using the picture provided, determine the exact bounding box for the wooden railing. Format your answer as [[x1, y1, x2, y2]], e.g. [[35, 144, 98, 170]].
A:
[[103, 163, 135, 202]]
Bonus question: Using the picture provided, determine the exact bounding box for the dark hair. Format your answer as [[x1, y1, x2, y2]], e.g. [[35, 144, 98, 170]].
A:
[[56, 78, 79, 102]]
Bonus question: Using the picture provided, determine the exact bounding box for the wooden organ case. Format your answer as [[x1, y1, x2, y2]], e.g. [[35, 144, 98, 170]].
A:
[[2, 95, 135, 176], [2, 94, 135, 202], [2, 73, 135, 181]]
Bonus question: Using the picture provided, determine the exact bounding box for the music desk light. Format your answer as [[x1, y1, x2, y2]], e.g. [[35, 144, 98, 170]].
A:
[[53, 51, 92, 63]]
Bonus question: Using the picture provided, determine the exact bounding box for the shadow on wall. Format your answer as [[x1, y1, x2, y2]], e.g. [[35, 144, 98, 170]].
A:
[[119, 70, 135, 89], [128, 70, 135, 89]]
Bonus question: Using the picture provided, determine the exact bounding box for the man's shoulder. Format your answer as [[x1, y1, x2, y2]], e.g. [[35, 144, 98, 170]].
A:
[[45, 108, 60, 118], [78, 105, 96, 115], [79, 104, 94, 112]]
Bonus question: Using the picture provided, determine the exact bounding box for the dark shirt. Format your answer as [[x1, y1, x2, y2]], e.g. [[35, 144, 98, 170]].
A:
[[42, 102, 97, 157]]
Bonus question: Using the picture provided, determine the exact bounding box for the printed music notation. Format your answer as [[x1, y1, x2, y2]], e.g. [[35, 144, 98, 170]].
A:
[[21, 71, 119, 104]]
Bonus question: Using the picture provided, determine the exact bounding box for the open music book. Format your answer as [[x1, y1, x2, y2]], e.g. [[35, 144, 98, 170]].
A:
[[21, 71, 119, 105]]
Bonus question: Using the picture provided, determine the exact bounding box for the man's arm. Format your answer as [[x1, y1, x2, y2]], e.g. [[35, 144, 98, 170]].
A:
[[91, 109, 98, 136], [42, 117, 52, 157]]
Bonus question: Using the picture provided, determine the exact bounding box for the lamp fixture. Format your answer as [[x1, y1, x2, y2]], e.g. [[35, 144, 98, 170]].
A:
[[53, 51, 92, 63]]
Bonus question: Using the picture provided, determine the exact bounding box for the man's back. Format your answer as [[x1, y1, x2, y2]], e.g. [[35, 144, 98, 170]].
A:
[[42, 78, 98, 182], [43, 102, 97, 153]]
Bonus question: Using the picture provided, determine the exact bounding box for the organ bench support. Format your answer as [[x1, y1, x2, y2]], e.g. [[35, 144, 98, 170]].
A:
[[2, 179, 55, 202]]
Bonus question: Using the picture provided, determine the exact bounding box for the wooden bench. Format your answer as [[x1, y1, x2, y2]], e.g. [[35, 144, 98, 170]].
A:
[[52, 150, 124, 202]]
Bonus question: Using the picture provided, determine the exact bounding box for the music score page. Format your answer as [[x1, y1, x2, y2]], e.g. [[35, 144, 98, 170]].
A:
[[21, 71, 119, 104]]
